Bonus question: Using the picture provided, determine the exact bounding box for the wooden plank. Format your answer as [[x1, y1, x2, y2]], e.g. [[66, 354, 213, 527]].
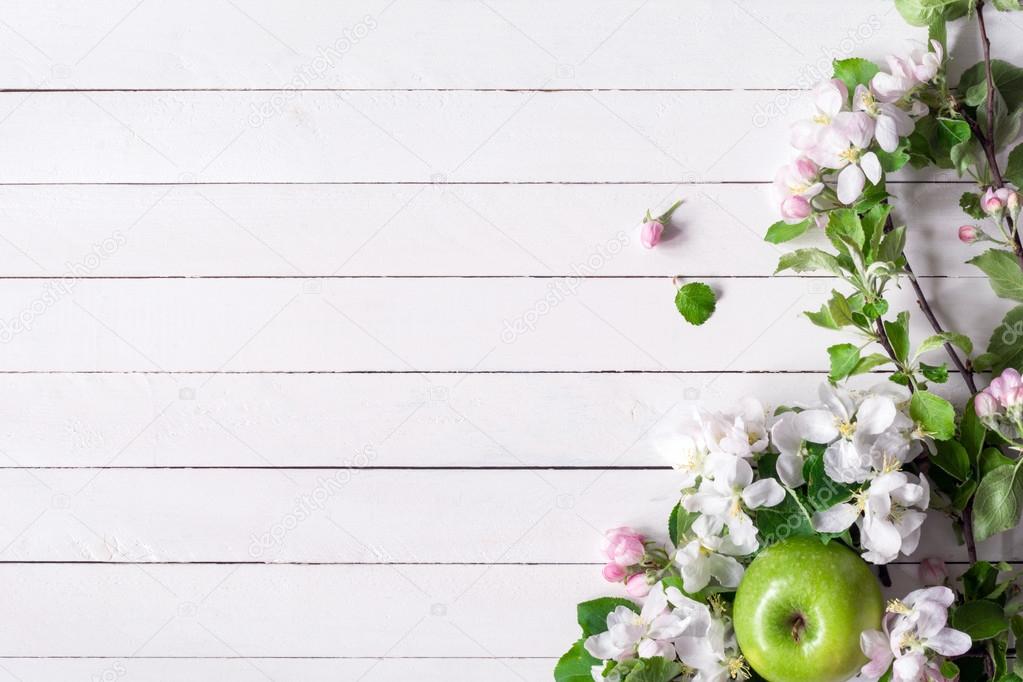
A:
[[0, 469, 1009, 563], [0, 90, 967, 183], [0, 372, 972, 468], [0, 183, 983, 277], [0, 277, 993, 371], [0, 563, 981, 657], [0, 0, 1007, 89], [0, 657, 554, 682]]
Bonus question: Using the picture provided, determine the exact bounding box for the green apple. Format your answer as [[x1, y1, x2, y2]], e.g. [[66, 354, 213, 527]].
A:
[[733, 537, 883, 682]]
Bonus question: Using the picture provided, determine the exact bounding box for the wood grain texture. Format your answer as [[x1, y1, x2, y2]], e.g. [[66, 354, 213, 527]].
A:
[[0, 0, 1012, 89], [0, 277, 994, 371], [0, 183, 985, 277]]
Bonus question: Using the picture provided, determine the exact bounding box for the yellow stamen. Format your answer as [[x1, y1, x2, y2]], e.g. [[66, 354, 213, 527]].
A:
[[887, 599, 911, 615], [727, 656, 751, 680]]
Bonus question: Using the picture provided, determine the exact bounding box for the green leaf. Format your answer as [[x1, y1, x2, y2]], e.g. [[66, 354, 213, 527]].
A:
[[805, 305, 840, 330], [669, 503, 697, 546], [919, 362, 949, 384], [962, 561, 1001, 601], [962, 397, 988, 465], [675, 282, 716, 326], [852, 353, 892, 376], [980, 447, 1015, 476], [940, 661, 960, 681], [832, 58, 880, 93], [960, 192, 986, 220], [983, 305, 1023, 374], [994, 0, 1022, 9], [621, 657, 685, 682], [910, 391, 956, 440], [577, 598, 637, 637], [960, 59, 1023, 112], [884, 312, 911, 363], [894, 0, 971, 26], [1006, 143, 1023, 189], [825, 209, 865, 256], [775, 248, 843, 275], [951, 600, 1010, 640], [933, 439, 971, 481], [876, 142, 911, 173], [828, 343, 861, 383], [915, 331, 974, 359], [969, 249, 1023, 301], [765, 219, 811, 244], [973, 461, 1023, 542], [555, 639, 601, 682], [803, 443, 857, 511], [877, 225, 907, 264]]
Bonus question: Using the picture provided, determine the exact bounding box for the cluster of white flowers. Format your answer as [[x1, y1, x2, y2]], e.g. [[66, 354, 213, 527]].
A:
[[655, 398, 785, 593], [788, 383, 929, 565], [585, 583, 748, 682], [858, 587, 971, 682], [660, 383, 927, 568], [775, 42, 944, 219]]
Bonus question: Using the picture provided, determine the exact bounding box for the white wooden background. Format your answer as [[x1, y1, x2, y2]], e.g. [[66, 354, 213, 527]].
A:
[[0, 1, 1019, 680]]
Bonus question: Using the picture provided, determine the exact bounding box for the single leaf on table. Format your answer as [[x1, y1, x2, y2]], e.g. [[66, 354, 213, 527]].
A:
[[577, 597, 638, 637], [983, 305, 1023, 374], [910, 391, 956, 440], [674, 282, 716, 326], [969, 249, 1023, 301], [951, 600, 1010, 640], [832, 58, 880, 92], [765, 219, 811, 244], [555, 639, 602, 682], [828, 343, 861, 383], [972, 460, 1023, 543], [775, 248, 843, 275]]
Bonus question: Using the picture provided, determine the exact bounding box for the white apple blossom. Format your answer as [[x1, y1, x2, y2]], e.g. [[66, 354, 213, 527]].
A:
[[811, 471, 929, 564], [674, 534, 746, 594], [769, 410, 806, 487], [859, 586, 971, 682], [583, 583, 691, 663], [682, 454, 785, 552], [655, 399, 770, 488], [671, 600, 748, 682], [809, 111, 883, 204], [853, 83, 916, 152], [791, 79, 848, 151]]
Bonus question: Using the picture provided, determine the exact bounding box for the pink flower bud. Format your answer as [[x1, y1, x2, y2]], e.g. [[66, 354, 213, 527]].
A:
[[918, 558, 948, 586], [780, 195, 812, 222], [640, 221, 664, 249], [602, 562, 627, 582], [793, 156, 818, 180], [975, 390, 1000, 419], [982, 187, 1011, 214], [958, 225, 980, 244], [988, 368, 1023, 407], [602, 527, 645, 566], [625, 573, 651, 598]]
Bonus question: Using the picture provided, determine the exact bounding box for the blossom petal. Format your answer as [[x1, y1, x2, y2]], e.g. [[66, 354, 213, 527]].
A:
[[857, 396, 897, 435], [837, 163, 866, 204], [742, 478, 786, 509], [707, 553, 744, 588], [812, 503, 860, 533], [861, 152, 883, 185], [795, 408, 840, 444], [875, 114, 899, 152], [925, 627, 972, 657], [859, 629, 894, 679], [776, 453, 806, 488]]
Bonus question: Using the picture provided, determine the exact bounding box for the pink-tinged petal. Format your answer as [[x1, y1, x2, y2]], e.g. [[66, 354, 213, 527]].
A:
[[603, 562, 627, 582], [835, 111, 876, 148], [812, 503, 860, 533], [918, 558, 948, 586], [904, 586, 955, 609], [742, 478, 786, 509], [781, 195, 812, 222], [861, 152, 883, 184], [815, 79, 848, 116], [639, 220, 664, 249], [926, 627, 972, 656], [626, 573, 651, 598], [860, 629, 894, 679], [791, 120, 822, 150], [875, 114, 899, 152], [706, 553, 744, 587], [584, 631, 621, 660], [837, 163, 867, 204], [892, 652, 926, 682]]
